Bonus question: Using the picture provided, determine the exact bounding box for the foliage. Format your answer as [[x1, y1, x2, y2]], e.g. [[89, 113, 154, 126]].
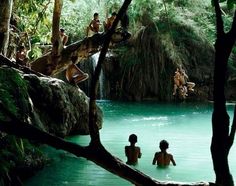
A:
[[0, 67, 45, 184], [11, 0, 236, 60], [211, 0, 236, 9], [0, 68, 29, 121], [0, 134, 45, 185], [13, 0, 52, 41]]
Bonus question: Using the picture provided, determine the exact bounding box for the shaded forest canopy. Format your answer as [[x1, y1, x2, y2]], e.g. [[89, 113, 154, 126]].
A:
[[10, 0, 235, 60]]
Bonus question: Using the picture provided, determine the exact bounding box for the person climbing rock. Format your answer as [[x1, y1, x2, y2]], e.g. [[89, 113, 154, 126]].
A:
[[179, 69, 195, 92], [173, 67, 181, 96], [173, 67, 195, 98]]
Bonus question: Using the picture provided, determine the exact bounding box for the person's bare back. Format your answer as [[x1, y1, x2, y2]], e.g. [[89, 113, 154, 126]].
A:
[[125, 134, 142, 165], [152, 140, 176, 167], [153, 152, 175, 166], [125, 146, 141, 165]]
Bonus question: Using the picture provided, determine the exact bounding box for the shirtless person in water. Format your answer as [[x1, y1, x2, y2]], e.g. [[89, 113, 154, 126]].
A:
[[125, 134, 142, 165], [152, 140, 176, 167]]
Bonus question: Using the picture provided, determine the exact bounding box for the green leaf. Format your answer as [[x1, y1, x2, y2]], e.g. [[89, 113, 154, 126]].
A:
[[227, 0, 235, 9]]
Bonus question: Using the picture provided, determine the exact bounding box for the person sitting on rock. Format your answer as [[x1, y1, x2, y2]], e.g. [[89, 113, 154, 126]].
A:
[[16, 45, 29, 66], [125, 134, 142, 165], [60, 28, 68, 46], [86, 13, 101, 37], [104, 12, 117, 32], [65, 56, 89, 84]]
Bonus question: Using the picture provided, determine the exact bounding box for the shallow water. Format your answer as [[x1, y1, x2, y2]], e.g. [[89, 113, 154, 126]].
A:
[[25, 101, 236, 185]]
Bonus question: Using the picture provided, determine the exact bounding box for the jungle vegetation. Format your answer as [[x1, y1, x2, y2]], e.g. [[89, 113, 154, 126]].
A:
[[11, 0, 236, 60]]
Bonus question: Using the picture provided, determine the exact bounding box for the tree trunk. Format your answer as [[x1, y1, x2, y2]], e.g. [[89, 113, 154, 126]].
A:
[[0, 0, 13, 56], [211, 1, 236, 185], [51, 0, 63, 69]]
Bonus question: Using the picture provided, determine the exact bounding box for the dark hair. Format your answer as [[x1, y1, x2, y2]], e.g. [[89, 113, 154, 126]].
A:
[[129, 134, 137, 143], [19, 46, 25, 50], [60, 28, 65, 32], [94, 13, 99, 17], [159, 140, 169, 151], [71, 56, 78, 64], [112, 12, 117, 16]]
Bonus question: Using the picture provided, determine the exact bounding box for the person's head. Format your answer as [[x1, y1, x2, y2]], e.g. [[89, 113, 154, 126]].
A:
[[94, 13, 99, 19], [159, 140, 169, 151], [71, 56, 78, 64], [129, 134, 137, 144], [181, 69, 185, 74], [112, 12, 117, 18], [18, 45, 25, 51], [60, 28, 65, 36]]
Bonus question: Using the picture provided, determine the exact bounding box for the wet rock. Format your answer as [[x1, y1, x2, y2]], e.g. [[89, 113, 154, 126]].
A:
[[0, 67, 103, 137]]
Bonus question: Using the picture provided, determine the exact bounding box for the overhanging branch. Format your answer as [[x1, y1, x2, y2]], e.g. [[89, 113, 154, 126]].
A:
[[88, 0, 132, 145]]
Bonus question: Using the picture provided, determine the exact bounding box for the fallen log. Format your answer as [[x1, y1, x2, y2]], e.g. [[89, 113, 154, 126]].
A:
[[30, 31, 129, 77]]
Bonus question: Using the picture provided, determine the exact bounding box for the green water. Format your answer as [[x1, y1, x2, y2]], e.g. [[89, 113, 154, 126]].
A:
[[25, 101, 236, 185]]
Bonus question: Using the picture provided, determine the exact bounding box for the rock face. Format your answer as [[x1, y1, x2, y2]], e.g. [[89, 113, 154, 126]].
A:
[[54, 23, 235, 102], [85, 22, 216, 101], [0, 67, 102, 137], [118, 23, 215, 101]]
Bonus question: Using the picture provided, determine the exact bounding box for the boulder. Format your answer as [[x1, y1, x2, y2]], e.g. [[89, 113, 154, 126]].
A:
[[0, 66, 102, 137]]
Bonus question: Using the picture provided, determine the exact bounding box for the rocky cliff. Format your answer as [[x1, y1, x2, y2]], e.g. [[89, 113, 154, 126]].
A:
[[0, 65, 103, 185], [77, 21, 215, 101]]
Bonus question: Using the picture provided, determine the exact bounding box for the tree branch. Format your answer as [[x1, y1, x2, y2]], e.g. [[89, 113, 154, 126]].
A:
[[0, 119, 212, 186], [214, 0, 224, 37], [88, 0, 132, 145]]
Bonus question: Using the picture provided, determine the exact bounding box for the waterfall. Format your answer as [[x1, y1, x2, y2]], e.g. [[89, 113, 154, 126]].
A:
[[91, 52, 105, 99]]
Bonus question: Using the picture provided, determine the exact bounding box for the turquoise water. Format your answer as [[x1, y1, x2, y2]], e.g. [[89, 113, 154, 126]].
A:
[[25, 101, 236, 185]]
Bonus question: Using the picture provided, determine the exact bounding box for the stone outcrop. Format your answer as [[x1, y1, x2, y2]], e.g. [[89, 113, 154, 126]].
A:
[[0, 66, 102, 137], [79, 22, 216, 101]]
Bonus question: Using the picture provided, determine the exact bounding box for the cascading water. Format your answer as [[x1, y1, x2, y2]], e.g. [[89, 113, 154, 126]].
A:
[[92, 52, 105, 99]]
